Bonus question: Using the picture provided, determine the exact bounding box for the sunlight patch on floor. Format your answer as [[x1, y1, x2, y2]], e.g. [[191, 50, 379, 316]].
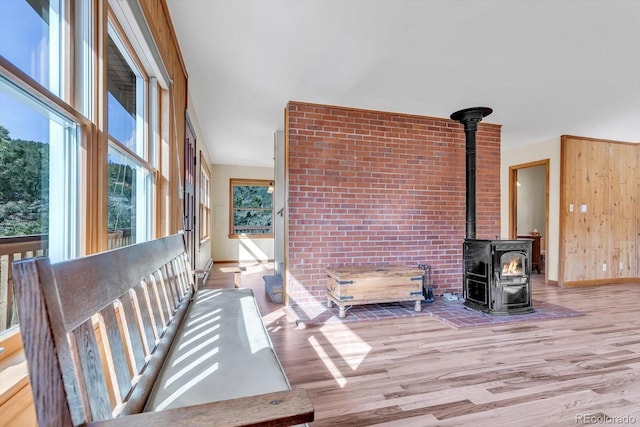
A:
[[320, 318, 371, 371], [308, 335, 347, 388]]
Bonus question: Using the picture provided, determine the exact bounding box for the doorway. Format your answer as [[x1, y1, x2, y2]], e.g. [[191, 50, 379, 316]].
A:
[[509, 159, 549, 278], [183, 115, 196, 270]]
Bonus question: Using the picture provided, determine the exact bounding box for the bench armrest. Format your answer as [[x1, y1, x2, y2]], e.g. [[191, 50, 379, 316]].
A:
[[87, 388, 314, 427]]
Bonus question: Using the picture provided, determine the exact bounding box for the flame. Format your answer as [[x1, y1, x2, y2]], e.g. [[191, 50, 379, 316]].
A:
[[502, 257, 521, 275]]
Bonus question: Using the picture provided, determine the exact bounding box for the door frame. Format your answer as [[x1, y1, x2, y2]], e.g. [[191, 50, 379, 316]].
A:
[[509, 159, 550, 278]]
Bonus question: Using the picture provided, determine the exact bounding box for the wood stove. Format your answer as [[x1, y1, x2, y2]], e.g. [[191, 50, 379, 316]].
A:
[[464, 239, 534, 314], [451, 107, 534, 315]]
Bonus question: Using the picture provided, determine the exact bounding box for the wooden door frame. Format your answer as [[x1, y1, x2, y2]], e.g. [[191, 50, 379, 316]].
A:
[[509, 159, 550, 279]]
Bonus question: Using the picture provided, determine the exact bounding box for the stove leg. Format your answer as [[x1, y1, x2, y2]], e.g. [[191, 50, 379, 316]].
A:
[[414, 300, 422, 312]]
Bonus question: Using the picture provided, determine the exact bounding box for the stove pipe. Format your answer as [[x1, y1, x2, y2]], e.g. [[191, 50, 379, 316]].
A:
[[450, 107, 493, 239]]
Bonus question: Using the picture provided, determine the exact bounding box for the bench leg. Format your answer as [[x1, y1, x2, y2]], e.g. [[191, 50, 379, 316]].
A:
[[414, 300, 422, 312], [234, 272, 242, 288], [338, 305, 346, 318]]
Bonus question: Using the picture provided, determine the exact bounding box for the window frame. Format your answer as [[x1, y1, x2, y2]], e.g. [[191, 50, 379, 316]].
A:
[[0, 49, 91, 337], [229, 178, 274, 239], [104, 11, 159, 248], [199, 152, 211, 244]]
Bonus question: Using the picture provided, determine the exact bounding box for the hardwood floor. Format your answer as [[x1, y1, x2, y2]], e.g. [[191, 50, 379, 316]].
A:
[[206, 266, 640, 426]]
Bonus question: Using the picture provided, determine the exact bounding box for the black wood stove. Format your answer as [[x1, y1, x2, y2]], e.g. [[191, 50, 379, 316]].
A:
[[451, 107, 534, 315], [463, 239, 534, 314]]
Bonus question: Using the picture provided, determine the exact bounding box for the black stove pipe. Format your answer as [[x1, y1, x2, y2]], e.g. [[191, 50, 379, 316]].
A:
[[450, 107, 493, 239]]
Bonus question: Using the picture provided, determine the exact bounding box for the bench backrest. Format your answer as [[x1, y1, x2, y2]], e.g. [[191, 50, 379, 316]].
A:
[[12, 234, 194, 426]]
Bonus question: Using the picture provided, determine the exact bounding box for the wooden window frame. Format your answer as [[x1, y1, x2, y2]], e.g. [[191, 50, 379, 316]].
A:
[[229, 179, 274, 239]]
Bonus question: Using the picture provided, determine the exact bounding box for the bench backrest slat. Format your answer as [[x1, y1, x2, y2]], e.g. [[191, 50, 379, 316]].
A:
[[73, 319, 112, 420], [99, 303, 132, 403], [149, 274, 167, 327], [154, 270, 174, 322], [13, 234, 194, 426], [146, 276, 166, 339], [160, 265, 176, 310], [118, 290, 146, 373], [134, 282, 159, 354]]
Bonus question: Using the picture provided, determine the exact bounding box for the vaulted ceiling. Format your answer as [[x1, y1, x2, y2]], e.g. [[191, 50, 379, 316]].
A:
[[166, 0, 640, 168]]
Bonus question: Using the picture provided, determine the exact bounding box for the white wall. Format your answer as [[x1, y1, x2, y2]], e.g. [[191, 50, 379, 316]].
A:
[[501, 137, 561, 282], [211, 164, 274, 262]]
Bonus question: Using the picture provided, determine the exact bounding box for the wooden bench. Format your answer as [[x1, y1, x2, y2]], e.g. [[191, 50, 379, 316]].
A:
[[12, 234, 313, 427]]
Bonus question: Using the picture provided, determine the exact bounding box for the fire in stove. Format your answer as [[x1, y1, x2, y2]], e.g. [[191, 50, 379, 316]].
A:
[[502, 255, 523, 276]]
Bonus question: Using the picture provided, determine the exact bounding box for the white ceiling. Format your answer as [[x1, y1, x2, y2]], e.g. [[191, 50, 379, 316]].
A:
[[166, 0, 640, 168]]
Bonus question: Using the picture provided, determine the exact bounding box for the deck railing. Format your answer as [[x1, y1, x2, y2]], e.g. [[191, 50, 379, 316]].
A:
[[0, 230, 134, 334], [0, 234, 48, 333]]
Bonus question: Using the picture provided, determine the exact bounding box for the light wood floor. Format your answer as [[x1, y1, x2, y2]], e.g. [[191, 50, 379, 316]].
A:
[[207, 265, 640, 426]]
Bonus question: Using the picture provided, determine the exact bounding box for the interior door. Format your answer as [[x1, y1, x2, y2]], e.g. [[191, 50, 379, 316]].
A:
[[183, 116, 196, 269]]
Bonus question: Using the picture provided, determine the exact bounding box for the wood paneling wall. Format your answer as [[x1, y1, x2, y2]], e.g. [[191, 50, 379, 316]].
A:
[[560, 135, 639, 286], [139, 0, 189, 235]]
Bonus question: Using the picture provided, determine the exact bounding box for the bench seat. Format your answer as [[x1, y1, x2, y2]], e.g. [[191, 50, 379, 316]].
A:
[[146, 288, 291, 411]]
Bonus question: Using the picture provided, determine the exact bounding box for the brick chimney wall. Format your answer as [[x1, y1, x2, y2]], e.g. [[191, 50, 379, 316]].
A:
[[285, 102, 501, 306]]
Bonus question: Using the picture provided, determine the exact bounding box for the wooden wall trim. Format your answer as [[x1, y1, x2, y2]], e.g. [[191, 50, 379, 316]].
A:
[[563, 278, 639, 287]]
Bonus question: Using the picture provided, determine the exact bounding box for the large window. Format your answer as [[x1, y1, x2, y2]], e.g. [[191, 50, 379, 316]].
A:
[[230, 179, 273, 238], [0, 0, 183, 417], [0, 0, 81, 343], [106, 21, 154, 248], [0, 73, 80, 333]]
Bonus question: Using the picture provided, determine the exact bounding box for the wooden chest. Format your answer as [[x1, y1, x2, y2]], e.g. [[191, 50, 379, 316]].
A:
[[326, 266, 424, 317]]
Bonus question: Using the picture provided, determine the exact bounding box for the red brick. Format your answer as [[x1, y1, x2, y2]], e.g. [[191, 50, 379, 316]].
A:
[[285, 102, 501, 301]]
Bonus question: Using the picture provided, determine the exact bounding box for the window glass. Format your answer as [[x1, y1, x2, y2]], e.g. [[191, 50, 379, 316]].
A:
[[107, 30, 145, 156], [200, 156, 211, 242], [0, 0, 63, 95], [0, 75, 79, 333], [107, 146, 152, 249], [231, 180, 273, 237], [106, 20, 153, 250]]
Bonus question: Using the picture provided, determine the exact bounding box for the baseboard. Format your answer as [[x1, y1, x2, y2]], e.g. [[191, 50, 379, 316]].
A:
[[561, 278, 639, 287], [214, 259, 274, 264]]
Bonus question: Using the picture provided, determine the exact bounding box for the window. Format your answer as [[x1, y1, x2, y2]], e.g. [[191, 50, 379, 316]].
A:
[[107, 28, 144, 156], [107, 146, 153, 249], [0, 73, 80, 334], [230, 179, 273, 238], [0, 0, 184, 414], [199, 154, 211, 242], [0, 0, 65, 96], [106, 20, 154, 248], [0, 0, 81, 340]]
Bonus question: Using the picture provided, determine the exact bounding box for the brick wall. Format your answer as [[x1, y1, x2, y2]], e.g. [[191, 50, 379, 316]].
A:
[[286, 102, 501, 306]]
